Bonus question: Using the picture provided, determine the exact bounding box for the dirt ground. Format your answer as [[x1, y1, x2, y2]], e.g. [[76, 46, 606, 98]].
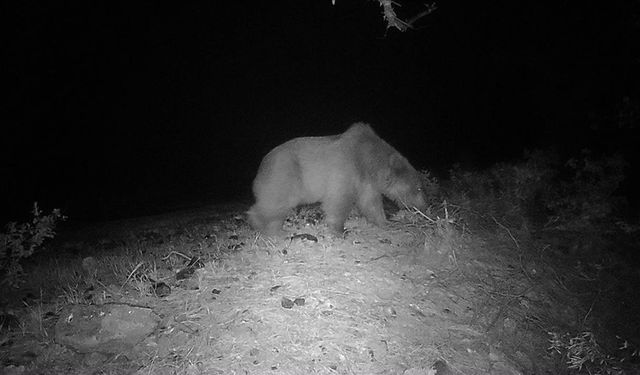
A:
[[1, 203, 638, 374]]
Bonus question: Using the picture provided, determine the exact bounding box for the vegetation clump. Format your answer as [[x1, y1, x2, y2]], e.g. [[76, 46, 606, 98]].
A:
[[0, 202, 65, 287]]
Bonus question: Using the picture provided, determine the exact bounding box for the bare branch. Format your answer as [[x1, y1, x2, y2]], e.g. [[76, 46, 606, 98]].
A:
[[331, 0, 437, 32], [380, 0, 410, 32], [405, 3, 438, 28], [379, 0, 437, 32]]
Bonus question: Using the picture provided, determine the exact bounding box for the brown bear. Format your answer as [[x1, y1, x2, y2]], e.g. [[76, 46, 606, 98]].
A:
[[248, 122, 426, 236]]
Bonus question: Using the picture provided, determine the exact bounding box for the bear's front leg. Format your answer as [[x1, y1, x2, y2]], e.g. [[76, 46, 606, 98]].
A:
[[322, 195, 353, 236], [357, 191, 387, 227]]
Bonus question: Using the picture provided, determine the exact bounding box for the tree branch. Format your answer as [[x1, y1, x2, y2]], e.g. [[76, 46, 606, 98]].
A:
[[378, 0, 437, 32]]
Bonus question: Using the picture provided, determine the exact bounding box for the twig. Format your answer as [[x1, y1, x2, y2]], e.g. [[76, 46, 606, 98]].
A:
[[443, 199, 448, 220], [410, 206, 437, 223], [518, 253, 534, 282], [405, 3, 438, 27], [491, 215, 520, 250], [161, 250, 191, 261], [450, 246, 458, 268], [378, 0, 437, 32], [583, 290, 600, 325], [121, 261, 144, 291]]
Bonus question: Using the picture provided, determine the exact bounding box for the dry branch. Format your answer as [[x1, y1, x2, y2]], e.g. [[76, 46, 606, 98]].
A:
[[379, 0, 437, 31]]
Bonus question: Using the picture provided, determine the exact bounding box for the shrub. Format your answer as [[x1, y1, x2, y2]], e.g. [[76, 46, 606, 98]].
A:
[[0, 202, 65, 287], [448, 150, 557, 229], [420, 169, 440, 202], [544, 151, 627, 229], [447, 149, 626, 231]]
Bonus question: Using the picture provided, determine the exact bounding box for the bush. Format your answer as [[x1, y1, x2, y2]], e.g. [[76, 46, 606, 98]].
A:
[[448, 150, 556, 229], [545, 151, 626, 228], [0, 202, 65, 287], [447, 149, 626, 231]]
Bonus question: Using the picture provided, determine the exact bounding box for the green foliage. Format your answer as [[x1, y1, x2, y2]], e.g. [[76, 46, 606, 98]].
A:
[[0, 202, 65, 287]]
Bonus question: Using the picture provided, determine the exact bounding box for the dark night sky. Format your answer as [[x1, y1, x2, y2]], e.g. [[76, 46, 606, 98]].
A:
[[2, 1, 639, 222]]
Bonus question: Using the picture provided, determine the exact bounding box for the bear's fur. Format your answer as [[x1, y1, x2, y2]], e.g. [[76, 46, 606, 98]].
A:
[[248, 123, 426, 236]]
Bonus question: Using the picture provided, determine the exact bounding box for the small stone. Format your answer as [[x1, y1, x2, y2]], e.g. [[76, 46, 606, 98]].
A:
[[281, 297, 294, 309], [503, 318, 517, 334], [151, 282, 171, 297], [432, 359, 453, 375], [383, 306, 397, 318]]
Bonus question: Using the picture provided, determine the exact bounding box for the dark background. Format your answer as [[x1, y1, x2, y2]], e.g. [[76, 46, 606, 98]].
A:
[[2, 1, 639, 223]]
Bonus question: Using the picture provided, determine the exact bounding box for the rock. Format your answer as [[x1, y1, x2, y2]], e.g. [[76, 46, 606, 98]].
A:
[[83, 352, 108, 366], [432, 360, 453, 375], [404, 360, 453, 375], [491, 361, 523, 375], [502, 317, 517, 334], [151, 281, 171, 297], [281, 297, 294, 309], [55, 303, 160, 354], [2, 365, 26, 375]]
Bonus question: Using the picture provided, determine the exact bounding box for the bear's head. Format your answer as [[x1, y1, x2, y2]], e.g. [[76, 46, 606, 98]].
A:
[[384, 154, 427, 210]]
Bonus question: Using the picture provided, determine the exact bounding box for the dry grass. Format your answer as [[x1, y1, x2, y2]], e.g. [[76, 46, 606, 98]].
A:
[[2, 203, 637, 374]]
